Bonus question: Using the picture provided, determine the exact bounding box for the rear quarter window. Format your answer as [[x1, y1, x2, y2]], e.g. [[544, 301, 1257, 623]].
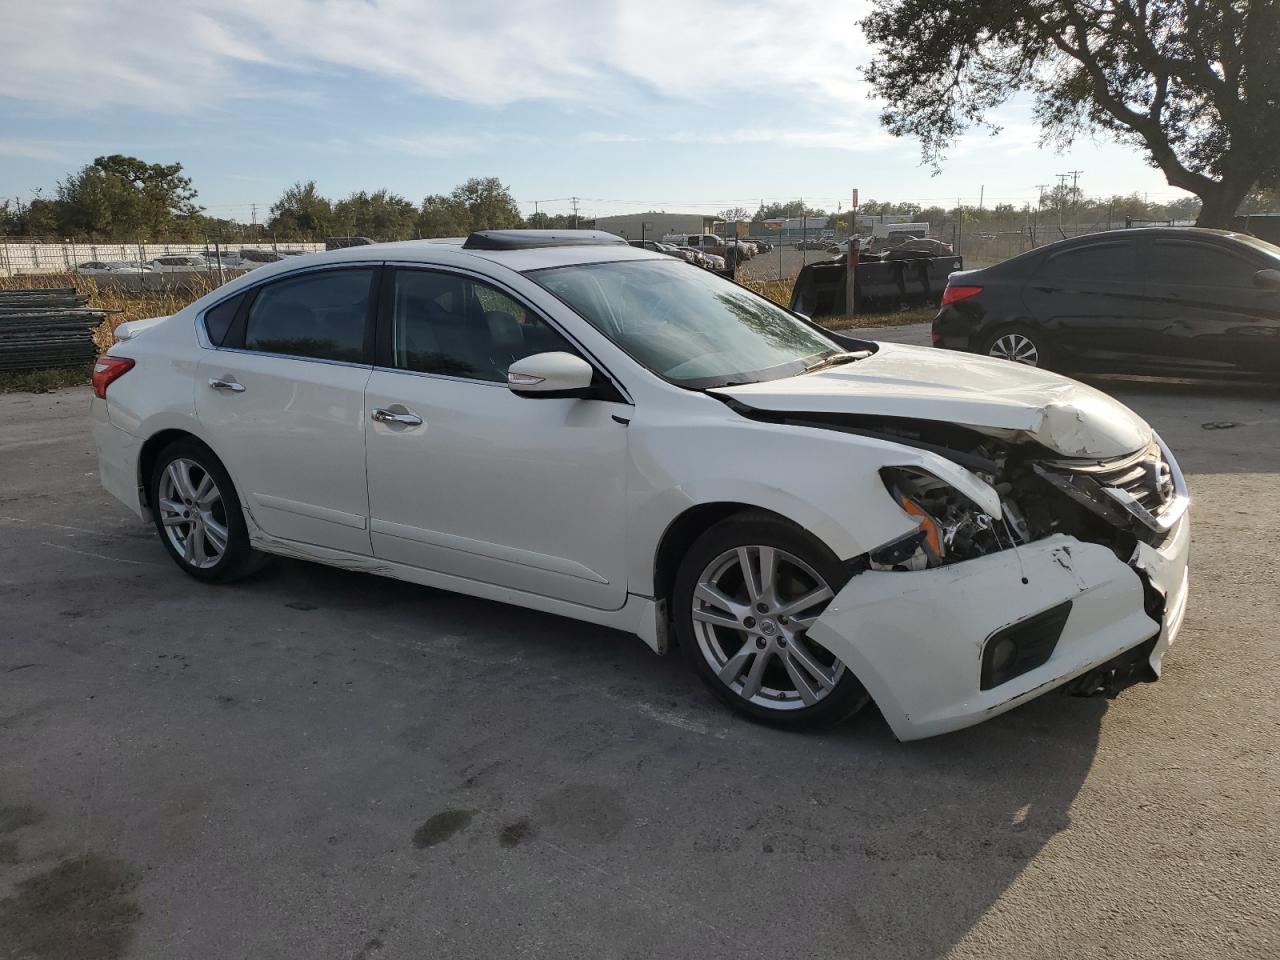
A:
[[202, 293, 243, 346]]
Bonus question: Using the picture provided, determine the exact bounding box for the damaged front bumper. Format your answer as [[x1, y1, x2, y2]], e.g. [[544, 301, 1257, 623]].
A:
[[807, 515, 1189, 741]]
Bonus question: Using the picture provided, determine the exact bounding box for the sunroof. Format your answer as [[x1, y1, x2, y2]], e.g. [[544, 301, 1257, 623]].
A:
[[462, 230, 629, 251]]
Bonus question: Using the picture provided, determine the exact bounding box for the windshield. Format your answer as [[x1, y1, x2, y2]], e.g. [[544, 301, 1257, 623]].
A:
[[529, 259, 841, 388]]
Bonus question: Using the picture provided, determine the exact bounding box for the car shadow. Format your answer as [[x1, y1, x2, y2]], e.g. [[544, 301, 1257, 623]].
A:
[[232, 554, 1105, 958]]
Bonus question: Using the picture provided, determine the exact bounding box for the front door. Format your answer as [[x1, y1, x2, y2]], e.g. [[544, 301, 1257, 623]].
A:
[[1142, 237, 1280, 373], [196, 266, 378, 554], [364, 266, 630, 610]]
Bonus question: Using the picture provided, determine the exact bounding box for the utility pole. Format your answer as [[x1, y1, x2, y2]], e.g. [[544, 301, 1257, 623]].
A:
[[250, 203, 258, 233], [978, 185, 984, 211], [1034, 183, 1049, 244], [1068, 170, 1083, 229], [571, 197, 579, 229]]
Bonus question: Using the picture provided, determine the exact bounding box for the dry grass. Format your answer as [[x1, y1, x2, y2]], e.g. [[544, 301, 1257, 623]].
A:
[[737, 274, 937, 329]]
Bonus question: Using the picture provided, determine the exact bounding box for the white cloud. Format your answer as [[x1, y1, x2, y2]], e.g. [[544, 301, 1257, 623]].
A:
[[0, 0, 877, 114]]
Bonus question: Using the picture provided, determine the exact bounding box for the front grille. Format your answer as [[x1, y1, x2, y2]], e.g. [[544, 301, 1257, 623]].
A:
[[1035, 441, 1184, 540], [1077, 444, 1176, 515]]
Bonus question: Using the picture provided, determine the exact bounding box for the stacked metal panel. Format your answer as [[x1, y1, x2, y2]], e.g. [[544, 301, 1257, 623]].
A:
[[0, 289, 107, 372]]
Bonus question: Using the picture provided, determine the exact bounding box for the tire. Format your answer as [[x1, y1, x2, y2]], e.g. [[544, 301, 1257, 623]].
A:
[[980, 323, 1054, 369], [148, 438, 265, 582], [673, 511, 870, 730]]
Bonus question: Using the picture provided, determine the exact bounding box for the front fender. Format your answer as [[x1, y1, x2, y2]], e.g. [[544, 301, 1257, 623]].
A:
[[624, 411, 1002, 597]]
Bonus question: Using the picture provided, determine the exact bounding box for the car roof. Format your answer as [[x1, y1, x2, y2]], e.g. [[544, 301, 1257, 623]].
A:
[[193, 233, 670, 300]]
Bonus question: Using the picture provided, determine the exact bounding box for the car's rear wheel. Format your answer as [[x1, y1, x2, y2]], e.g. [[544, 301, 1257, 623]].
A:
[[149, 438, 263, 582], [674, 512, 870, 729], [981, 323, 1052, 369]]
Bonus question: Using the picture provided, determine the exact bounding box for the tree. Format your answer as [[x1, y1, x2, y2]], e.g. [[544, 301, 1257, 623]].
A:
[[418, 177, 523, 237], [719, 206, 752, 222], [753, 200, 827, 221], [862, 1, 1280, 227], [332, 189, 418, 240], [1237, 185, 1280, 215], [268, 181, 333, 239], [52, 155, 200, 240]]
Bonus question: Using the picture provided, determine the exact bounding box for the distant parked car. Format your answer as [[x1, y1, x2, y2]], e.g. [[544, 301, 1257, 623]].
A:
[[749, 238, 772, 253], [150, 255, 209, 273], [795, 239, 828, 250], [933, 227, 1280, 374], [76, 261, 151, 276], [240, 249, 284, 264]]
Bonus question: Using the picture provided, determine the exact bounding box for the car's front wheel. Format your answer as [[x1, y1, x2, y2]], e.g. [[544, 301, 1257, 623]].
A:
[[674, 512, 870, 729], [149, 438, 263, 582], [981, 323, 1053, 369]]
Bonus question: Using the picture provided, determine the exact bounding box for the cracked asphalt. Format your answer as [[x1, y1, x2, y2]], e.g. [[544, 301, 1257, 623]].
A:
[[1, 347, 1277, 959]]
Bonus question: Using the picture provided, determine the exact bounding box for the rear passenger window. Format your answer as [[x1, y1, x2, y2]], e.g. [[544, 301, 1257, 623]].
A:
[[243, 269, 373, 362], [389, 269, 577, 382], [1150, 242, 1258, 287], [203, 293, 242, 346], [1042, 242, 1136, 280]]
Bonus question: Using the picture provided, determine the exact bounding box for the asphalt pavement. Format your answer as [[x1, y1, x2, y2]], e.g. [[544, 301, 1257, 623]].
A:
[[1, 346, 1277, 959]]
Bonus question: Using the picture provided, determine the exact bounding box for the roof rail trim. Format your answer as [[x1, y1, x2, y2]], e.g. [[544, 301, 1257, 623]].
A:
[[462, 229, 629, 251]]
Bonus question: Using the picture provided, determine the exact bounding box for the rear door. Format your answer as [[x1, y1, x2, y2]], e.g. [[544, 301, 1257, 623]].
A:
[[196, 265, 379, 554], [1142, 238, 1280, 372], [1021, 238, 1149, 365]]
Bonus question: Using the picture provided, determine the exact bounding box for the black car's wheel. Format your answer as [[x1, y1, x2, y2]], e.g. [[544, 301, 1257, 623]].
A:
[[674, 511, 870, 730], [980, 323, 1054, 369], [148, 437, 265, 582]]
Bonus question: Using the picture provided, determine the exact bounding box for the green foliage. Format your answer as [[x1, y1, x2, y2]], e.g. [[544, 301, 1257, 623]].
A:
[[862, 0, 1280, 226], [332, 189, 418, 240], [267, 181, 334, 240], [0, 156, 203, 240], [417, 177, 524, 238], [752, 200, 827, 222]]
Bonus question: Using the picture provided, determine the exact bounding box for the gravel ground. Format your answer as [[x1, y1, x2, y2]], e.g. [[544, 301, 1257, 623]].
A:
[[1, 354, 1277, 959]]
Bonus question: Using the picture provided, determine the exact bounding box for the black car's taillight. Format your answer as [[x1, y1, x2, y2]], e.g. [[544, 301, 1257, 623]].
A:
[[941, 285, 983, 306]]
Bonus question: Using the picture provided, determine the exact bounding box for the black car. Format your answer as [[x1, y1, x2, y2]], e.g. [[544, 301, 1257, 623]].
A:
[[933, 228, 1280, 374]]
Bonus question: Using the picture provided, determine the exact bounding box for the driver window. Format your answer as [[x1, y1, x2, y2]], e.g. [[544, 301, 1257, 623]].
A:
[[390, 269, 578, 382]]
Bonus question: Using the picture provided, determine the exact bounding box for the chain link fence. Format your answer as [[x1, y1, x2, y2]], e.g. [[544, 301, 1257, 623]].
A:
[[0, 238, 324, 278]]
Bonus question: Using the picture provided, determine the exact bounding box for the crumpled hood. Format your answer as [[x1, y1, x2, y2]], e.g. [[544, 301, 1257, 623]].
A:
[[709, 341, 1152, 459]]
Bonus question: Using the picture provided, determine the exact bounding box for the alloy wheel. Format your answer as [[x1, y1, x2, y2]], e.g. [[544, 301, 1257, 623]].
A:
[[157, 458, 228, 569], [691, 545, 844, 710], [988, 332, 1040, 366]]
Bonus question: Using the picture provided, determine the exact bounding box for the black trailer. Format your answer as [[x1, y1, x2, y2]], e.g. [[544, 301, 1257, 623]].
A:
[[789, 250, 964, 318]]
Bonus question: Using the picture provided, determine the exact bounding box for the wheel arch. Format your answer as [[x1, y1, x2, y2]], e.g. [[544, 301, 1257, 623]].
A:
[[138, 429, 216, 512], [651, 502, 823, 607]]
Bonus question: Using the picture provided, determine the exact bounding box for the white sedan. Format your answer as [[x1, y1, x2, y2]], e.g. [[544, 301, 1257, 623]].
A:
[[90, 230, 1190, 739]]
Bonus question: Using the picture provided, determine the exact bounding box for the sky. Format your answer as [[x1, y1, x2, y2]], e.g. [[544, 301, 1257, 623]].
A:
[[0, 0, 1192, 223]]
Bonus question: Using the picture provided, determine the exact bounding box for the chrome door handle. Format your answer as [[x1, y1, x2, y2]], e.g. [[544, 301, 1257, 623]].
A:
[[372, 408, 423, 427], [208, 377, 245, 393]]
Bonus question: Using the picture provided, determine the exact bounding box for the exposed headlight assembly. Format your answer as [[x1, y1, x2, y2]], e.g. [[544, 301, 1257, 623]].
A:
[[873, 467, 1012, 571]]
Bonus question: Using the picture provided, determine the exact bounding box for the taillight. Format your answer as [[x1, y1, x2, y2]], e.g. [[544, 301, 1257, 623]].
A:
[[92, 356, 135, 399], [941, 285, 983, 306]]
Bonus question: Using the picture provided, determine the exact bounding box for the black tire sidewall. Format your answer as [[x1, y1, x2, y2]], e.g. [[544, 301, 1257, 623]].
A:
[[673, 511, 870, 730], [149, 438, 256, 582], [981, 323, 1054, 370]]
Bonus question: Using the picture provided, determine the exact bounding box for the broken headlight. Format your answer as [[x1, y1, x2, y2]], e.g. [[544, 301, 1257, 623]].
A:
[[872, 467, 1010, 571]]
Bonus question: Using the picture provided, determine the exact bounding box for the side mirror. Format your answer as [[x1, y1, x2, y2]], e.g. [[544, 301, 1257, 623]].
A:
[[507, 351, 597, 399], [1253, 268, 1280, 291]]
